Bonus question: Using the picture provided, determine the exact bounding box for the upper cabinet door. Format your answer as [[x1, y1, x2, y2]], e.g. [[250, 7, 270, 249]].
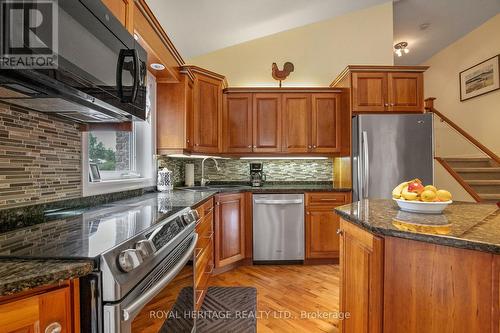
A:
[[223, 93, 253, 153], [282, 94, 311, 153], [193, 76, 222, 153], [311, 93, 341, 153], [253, 94, 282, 153], [352, 72, 388, 112], [388, 72, 424, 112], [101, 0, 134, 32]]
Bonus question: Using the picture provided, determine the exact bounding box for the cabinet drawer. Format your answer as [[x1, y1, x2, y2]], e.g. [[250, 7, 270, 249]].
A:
[[196, 211, 213, 252], [195, 243, 213, 287], [195, 198, 214, 220], [306, 192, 347, 207]]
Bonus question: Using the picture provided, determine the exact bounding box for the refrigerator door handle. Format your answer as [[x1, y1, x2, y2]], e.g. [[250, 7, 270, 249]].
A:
[[362, 131, 369, 198]]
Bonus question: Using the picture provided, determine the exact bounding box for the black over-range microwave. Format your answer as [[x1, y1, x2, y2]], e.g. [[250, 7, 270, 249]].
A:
[[0, 0, 147, 122]]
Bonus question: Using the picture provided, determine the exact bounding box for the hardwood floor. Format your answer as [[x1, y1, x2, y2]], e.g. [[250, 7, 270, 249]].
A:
[[132, 264, 340, 333], [209, 264, 340, 333]]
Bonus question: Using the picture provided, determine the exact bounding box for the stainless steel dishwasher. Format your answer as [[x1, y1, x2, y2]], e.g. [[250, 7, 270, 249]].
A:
[[253, 194, 305, 262]]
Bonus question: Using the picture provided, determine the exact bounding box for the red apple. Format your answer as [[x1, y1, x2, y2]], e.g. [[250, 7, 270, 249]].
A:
[[407, 181, 424, 194]]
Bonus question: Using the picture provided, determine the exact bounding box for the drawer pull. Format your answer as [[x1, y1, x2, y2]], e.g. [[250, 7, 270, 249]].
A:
[[336, 229, 344, 235], [45, 322, 62, 333], [196, 289, 204, 304]]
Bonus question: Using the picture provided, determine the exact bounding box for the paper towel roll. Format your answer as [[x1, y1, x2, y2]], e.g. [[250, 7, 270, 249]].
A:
[[185, 163, 195, 186]]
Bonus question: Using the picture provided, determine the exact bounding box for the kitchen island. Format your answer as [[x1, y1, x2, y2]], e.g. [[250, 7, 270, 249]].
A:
[[335, 199, 499, 333]]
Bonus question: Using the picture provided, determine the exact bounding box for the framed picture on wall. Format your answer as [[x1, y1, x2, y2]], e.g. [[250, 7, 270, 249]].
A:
[[460, 54, 500, 101], [89, 163, 101, 182]]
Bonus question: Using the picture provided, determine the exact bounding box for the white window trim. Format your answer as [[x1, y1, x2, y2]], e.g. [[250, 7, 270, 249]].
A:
[[82, 72, 157, 197]]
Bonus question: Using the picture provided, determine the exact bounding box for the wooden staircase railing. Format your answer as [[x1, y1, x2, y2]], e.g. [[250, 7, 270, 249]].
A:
[[425, 97, 500, 203], [425, 97, 500, 165]]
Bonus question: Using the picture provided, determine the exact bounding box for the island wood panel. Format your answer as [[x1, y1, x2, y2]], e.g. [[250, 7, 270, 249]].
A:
[[281, 93, 311, 153], [383, 236, 494, 333], [339, 219, 383, 333], [252, 94, 282, 153], [311, 93, 341, 153], [387, 72, 424, 112], [223, 93, 253, 153], [193, 75, 222, 153], [215, 193, 246, 268], [351, 72, 387, 112], [494, 255, 500, 333]]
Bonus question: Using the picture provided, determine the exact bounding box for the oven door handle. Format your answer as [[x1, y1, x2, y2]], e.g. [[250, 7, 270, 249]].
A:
[[121, 233, 198, 322]]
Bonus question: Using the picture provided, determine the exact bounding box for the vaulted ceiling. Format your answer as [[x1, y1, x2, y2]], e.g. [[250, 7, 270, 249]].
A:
[[394, 0, 500, 65], [145, 0, 387, 59], [146, 0, 500, 64]]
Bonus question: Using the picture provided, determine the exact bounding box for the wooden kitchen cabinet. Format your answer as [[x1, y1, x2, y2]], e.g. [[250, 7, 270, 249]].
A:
[[387, 72, 424, 112], [102, 0, 134, 32], [331, 66, 427, 114], [339, 219, 383, 333], [214, 193, 246, 269], [311, 93, 341, 153], [223, 93, 253, 153], [157, 74, 194, 152], [193, 72, 224, 153], [282, 93, 311, 153], [0, 280, 80, 333], [223, 89, 345, 155], [305, 193, 349, 261], [253, 93, 282, 153], [351, 72, 388, 113]]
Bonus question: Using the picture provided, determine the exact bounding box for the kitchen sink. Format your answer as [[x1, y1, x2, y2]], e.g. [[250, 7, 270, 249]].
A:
[[179, 184, 249, 192]]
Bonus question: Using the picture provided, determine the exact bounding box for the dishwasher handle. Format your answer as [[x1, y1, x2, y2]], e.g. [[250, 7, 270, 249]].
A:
[[254, 199, 303, 205]]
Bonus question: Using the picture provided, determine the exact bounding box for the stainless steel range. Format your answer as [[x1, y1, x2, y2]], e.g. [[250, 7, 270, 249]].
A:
[[0, 193, 204, 333], [97, 207, 199, 333]]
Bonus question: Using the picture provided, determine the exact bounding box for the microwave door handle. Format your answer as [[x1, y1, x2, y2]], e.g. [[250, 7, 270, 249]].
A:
[[130, 49, 139, 103], [116, 49, 126, 102], [116, 49, 138, 103], [362, 131, 369, 199]]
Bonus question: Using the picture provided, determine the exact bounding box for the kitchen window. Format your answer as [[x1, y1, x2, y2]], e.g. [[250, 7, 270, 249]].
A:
[[82, 72, 157, 196]]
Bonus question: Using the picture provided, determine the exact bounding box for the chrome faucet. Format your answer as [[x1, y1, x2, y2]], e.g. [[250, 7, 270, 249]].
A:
[[201, 157, 221, 187]]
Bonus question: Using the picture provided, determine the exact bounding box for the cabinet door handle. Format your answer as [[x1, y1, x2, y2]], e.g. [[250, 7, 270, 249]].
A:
[[206, 263, 214, 274], [384, 103, 389, 107], [247, 145, 252, 148], [312, 145, 317, 149], [45, 322, 62, 333], [253, 145, 257, 148], [336, 229, 344, 235], [390, 103, 394, 106], [308, 145, 312, 149]]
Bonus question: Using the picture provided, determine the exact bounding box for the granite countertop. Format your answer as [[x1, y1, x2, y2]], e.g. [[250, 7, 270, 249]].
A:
[[0, 259, 94, 296], [0, 183, 350, 296], [335, 199, 500, 254]]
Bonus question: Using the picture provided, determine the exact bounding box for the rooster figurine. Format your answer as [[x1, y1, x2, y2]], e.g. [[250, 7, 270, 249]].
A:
[[272, 62, 294, 87]]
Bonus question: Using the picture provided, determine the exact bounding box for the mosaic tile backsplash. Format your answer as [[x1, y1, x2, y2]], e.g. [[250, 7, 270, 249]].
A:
[[160, 157, 334, 186], [0, 104, 81, 209]]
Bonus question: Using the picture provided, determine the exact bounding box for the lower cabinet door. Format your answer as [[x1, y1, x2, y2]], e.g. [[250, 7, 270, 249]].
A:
[[339, 219, 383, 333], [214, 193, 246, 268], [0, 286, 72, 333], [305, 208, 340, 259]]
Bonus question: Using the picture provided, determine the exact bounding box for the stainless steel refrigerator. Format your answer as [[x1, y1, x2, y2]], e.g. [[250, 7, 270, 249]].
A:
[[352, 114, 434, 201]]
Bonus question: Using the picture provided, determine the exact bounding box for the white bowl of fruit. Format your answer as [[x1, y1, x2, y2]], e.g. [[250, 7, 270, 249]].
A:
[[392, 179, 452, 214]]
